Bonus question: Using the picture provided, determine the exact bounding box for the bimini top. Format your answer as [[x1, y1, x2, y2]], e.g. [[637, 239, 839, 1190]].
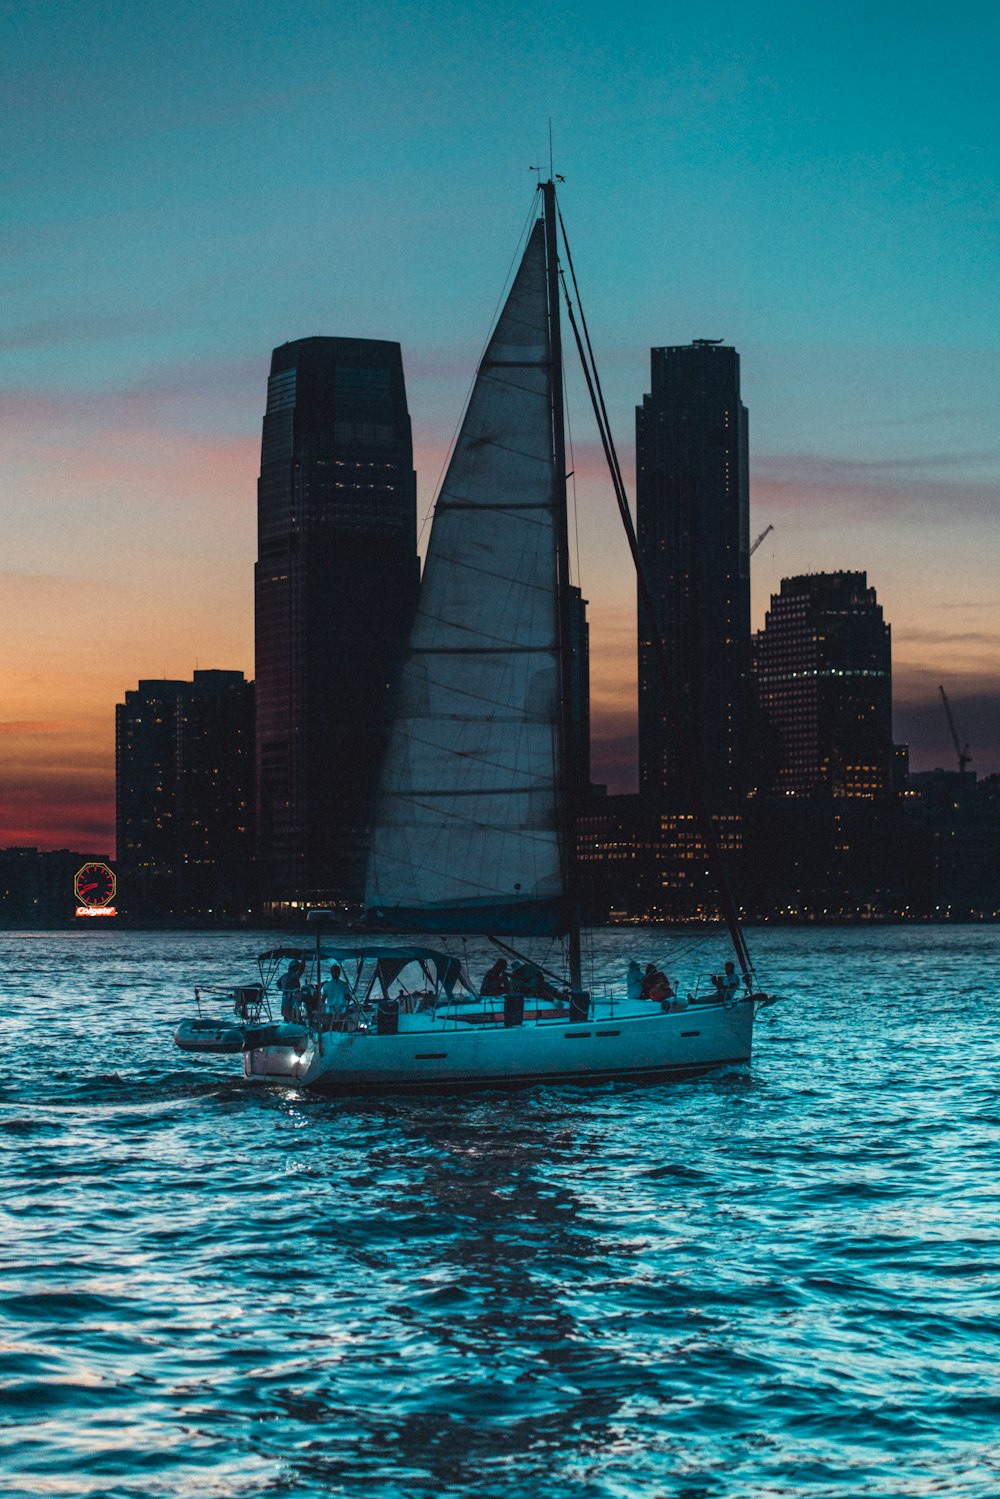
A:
[[259, 945, 461, 984]]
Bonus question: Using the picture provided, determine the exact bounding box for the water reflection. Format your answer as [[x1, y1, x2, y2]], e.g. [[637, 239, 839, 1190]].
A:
[[4, 928, 1000, 1497]]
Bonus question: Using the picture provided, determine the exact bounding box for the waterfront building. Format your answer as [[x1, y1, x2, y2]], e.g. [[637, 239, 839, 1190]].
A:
[[636, 341, 751, 813], [0, 847, 112, 927], [255, 337, 419, 911], [115, 670, 254, 916], [754, 571, 893, 798], [576, 792, 648, 920]]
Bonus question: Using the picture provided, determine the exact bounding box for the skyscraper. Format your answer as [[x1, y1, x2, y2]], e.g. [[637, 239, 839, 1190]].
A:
[[636, 341, 750, 812], [116, 670, 254, 916], [255, 337, 419, 910], [754, 571, 893, 798]]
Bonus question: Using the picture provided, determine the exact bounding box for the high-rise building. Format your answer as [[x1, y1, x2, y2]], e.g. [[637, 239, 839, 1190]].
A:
[[636, 341, 750, 812], [116, 670, 254, 915], [754, 571, 893, 797], [255, 337, 419, 909]]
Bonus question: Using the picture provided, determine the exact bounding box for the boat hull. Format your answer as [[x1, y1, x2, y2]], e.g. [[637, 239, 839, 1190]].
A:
[[243, 998, 757, 1094]]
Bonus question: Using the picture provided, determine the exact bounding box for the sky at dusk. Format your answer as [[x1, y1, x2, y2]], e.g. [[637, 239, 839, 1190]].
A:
[[3, 0, 999, 853]]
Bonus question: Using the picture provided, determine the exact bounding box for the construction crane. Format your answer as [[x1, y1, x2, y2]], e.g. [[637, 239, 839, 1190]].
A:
[[749, 523, 774, 558], [938, 685, 972, 777]]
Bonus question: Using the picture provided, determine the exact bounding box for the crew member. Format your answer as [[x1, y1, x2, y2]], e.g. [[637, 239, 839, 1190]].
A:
[[277, 959, 305, 1022], [480, 958, 509, 996], [321, 963, 353, 1028], [711, 961, 740, 1002]]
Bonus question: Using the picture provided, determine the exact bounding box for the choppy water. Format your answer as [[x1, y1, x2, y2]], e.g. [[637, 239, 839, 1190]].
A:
[[2, 926, 999, 1498]]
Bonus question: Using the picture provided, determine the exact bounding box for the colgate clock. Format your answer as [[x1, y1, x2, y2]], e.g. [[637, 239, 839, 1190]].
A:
[[75, 862, 117, 918]]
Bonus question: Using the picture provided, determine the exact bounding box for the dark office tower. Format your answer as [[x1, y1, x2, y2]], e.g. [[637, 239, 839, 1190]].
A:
[[255, 337, 419, 910], [116, 671, 254, 916], [754, 572, 893, 797], [636, 342, 750, 812]]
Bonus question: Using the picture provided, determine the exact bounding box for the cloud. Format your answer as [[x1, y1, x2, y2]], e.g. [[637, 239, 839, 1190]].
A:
[[0, 311, 164, 353], [898, 627, 1000, 649], [0, 766, 114, 853], [893, 661, 999, 703], [768, 449, 1000, 475], [0, 720, 77, 736], [0, 363, 261, 435], [751, 449, 999, 522], [0, 387, 259, 536]]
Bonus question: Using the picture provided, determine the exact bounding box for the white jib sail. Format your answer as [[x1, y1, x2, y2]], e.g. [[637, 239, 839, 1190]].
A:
[[365, 218, 566, 933]]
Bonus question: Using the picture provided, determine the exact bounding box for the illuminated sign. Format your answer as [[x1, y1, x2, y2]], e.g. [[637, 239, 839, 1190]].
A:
[[74, 862, 117, 917]]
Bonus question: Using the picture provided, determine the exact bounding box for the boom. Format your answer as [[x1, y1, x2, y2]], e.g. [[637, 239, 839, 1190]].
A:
[[749, 523, 774, 557]]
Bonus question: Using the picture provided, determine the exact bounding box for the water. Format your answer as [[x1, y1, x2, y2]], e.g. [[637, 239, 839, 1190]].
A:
[[2, 926, 999, 1498]]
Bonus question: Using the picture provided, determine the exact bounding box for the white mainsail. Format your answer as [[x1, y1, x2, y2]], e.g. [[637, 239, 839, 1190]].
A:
[[365, 218, 567, 934]]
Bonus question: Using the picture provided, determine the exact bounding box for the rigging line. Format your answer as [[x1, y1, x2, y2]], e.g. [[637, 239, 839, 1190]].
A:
[[555, 215, 755, 987], [562, 349, 582, 588], [415, 192, 541, 549]]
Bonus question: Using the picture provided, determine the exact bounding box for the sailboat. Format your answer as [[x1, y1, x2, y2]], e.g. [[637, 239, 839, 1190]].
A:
[[174, 180, 774, 1093]]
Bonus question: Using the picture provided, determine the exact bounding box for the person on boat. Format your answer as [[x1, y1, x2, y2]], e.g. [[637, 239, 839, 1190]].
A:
[[640, 963, 673, 1002], [626, 961, 643, 1002], [321, 963, 353, 1028], [711, 961, 741, 1002], [480, 958, 509, 997], [508, 962, 531, 996], [509, 962, 548, 998], [441, 957, 462, 1001], [510, 962, 561, 1003], [277, 959, 305, 1022]]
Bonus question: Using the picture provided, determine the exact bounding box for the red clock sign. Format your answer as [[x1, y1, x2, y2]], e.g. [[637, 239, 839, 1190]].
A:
[[75, 862, 117, 918]]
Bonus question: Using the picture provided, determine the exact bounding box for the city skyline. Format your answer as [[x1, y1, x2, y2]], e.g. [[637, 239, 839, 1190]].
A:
[[3, 0, 999, 852]]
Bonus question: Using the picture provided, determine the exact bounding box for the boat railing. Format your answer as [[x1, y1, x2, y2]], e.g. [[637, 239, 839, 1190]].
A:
[[691, 974, 746, 1008], [194, 983, 271, 1023]]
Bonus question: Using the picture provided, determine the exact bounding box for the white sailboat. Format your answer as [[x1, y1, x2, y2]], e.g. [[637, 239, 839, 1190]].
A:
[[175, 180, 774, 1093]]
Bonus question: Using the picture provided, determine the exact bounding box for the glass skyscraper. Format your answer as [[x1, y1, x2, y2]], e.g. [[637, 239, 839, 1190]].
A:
[[636, 341, 751, 812], [255, 337, 419, 909], [754, 572, 893, 798]]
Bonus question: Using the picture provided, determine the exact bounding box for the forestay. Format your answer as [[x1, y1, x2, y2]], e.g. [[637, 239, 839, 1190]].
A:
[[365, 219, 566, 935]]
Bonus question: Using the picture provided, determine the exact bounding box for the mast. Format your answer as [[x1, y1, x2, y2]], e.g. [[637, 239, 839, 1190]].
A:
[[555, 210, 755, 986], [541, 178, 582, 992]]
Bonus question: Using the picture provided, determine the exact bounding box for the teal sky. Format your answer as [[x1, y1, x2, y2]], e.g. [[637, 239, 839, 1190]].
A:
[[2, 0, 999, 845]]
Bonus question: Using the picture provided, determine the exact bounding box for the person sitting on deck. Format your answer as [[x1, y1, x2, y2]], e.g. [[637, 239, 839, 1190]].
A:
[[510, 962, 562, 1004], [480, 958, 509, 997], [626, 961, 643, 1002], [508, 962, 533, 997], [640, 963, 673, 1003], [711, 961, 741, 1003]]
